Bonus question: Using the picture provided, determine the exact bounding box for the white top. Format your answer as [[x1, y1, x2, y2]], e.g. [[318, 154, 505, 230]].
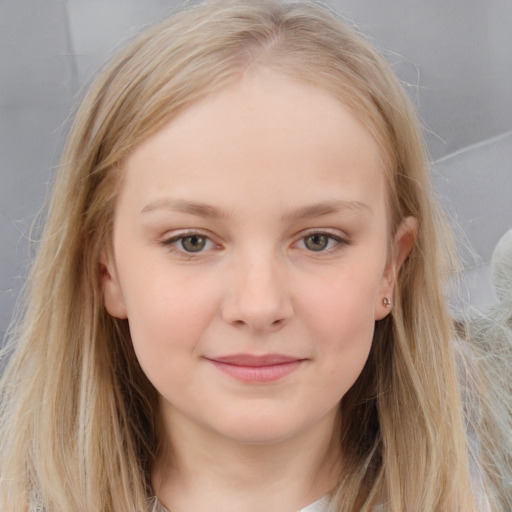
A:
[[299, 494, 331, 512], [153, 494, 331, 512]]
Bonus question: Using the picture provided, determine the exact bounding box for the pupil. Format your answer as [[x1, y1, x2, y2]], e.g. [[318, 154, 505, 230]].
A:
[[182, 236, 205, 252], [306, 234, 328, 251]]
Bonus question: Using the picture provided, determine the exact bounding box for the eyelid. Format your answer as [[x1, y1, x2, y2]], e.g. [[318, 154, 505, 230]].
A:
[[294, 228, 350, 251], [160, 229, 220, 253], [297, 227, 349, 240]]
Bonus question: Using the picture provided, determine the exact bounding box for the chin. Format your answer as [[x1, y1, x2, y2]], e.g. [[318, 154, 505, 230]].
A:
[[207, 411, 317, 446]]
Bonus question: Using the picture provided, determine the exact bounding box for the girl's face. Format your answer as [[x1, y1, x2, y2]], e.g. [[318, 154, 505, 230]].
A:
[[103, 71, 410, 446]]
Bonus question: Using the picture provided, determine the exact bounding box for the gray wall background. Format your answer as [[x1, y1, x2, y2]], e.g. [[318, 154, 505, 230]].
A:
[[1, 0, 511, 339]]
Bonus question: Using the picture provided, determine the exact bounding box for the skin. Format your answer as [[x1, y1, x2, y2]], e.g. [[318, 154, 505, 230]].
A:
[[102, 69, 415, 512]]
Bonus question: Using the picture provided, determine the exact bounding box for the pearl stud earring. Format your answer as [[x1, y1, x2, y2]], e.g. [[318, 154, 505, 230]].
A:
[[382, 297, 392, 308]]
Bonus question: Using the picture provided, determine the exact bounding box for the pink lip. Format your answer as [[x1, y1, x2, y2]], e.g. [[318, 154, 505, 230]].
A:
[[206, 354, 305, 383]]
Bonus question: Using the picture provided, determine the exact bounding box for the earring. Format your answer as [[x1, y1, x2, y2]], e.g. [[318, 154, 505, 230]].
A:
[[382, 297, 392, 308]]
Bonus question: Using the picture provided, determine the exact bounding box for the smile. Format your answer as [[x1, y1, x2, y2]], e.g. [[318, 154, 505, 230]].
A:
[[205, 354, 306, 383]]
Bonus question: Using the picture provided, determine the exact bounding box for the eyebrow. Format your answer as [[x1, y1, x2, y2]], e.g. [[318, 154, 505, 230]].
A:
[[140, 198, 372, 220], [282, 200, 373, 222], [141, 198, 228, 218]]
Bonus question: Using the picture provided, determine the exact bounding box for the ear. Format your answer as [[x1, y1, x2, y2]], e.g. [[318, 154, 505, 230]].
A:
[[100, 250, 128, 319], [374, 216, 417, 320]]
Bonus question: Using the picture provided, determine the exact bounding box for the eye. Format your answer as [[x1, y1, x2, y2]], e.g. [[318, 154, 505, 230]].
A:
[[162, 232, 217, 253], [298, 232, 344, 252], [304, 233, 330, 251], [180, 235, 208, 252]]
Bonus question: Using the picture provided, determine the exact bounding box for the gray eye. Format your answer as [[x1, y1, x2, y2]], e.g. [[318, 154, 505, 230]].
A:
[[304, 234, 329, 251], [181, 235, 207, 252]]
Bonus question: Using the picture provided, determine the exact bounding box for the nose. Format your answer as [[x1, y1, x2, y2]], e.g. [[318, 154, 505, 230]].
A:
[[221, 252, 294, 333]]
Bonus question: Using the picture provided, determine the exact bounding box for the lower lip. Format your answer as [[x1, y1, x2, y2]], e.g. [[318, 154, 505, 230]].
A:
[[208, 360, 303, 383]]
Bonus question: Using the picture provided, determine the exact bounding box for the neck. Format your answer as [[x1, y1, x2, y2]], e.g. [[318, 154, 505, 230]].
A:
[[152, 409, 341, 512]]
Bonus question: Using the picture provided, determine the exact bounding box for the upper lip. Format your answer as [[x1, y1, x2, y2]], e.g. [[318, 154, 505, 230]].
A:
[[206, 354, 304, 366]]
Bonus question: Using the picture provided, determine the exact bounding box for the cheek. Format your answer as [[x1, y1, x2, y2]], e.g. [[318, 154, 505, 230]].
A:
[[299, 266, 381, 390], [120, 269, 220, 374], [303, 263, 382, 336]]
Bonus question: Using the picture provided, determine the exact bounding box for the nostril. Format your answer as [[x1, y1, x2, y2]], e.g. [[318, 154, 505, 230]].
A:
[[220, 272, 294, 331], [227, 314, 290, 332]]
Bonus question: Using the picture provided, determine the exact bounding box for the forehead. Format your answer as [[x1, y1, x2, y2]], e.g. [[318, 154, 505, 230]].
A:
[[119, 70, 387, 217]]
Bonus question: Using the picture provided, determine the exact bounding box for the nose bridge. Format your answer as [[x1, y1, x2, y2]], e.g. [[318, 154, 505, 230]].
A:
[[222, 245, 293, 332]]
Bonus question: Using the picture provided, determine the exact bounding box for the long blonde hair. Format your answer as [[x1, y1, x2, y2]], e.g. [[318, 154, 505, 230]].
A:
[[0, 1, 491, 510]]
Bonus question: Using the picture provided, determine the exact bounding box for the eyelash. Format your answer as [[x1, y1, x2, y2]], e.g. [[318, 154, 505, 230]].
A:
[[160, 230, 349, 255], [161, 231, 218, 255], [295, 230, 348, 253]]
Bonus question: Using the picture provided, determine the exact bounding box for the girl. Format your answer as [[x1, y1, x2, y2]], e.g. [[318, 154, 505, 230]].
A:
[[0, 1, 508, 510]]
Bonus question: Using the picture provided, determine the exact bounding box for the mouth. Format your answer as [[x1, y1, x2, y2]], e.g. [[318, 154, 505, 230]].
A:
[[205, 354, 306, 383]]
